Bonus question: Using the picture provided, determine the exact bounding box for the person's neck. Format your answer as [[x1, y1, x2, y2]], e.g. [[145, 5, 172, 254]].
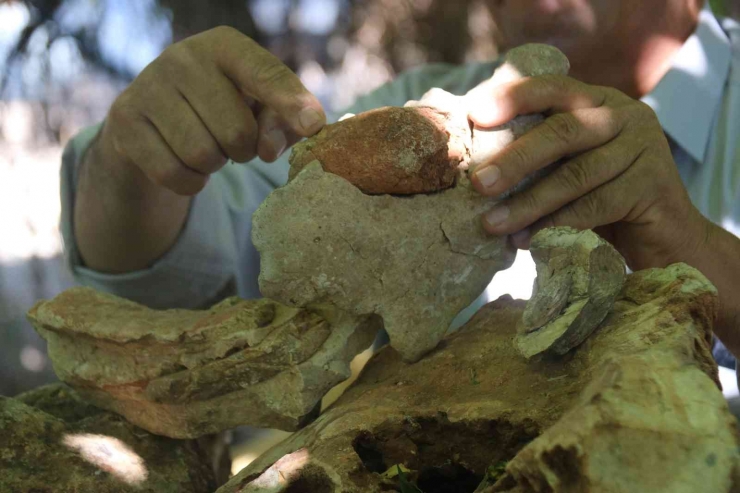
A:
[[569, 5, 700, 99]]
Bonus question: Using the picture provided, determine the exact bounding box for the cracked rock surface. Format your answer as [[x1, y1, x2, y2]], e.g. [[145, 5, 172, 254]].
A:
[[219, 262, 738, 493], [515, 227, 626, 358], [27, 287, 379, 438], [254, 44, 570, 363], [1, 383, 219, 493], [253, 162, 515, 362]]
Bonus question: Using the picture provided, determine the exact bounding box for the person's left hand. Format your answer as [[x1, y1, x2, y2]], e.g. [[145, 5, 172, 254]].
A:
[[468, 74, 711, 271]]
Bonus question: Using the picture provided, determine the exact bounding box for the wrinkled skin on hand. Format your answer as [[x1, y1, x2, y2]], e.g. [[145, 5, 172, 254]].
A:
[[468, 74, 709, 272], [101, 26, 326, 195]]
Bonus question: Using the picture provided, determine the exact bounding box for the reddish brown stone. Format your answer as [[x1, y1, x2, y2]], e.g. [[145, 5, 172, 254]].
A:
[[289, 106, 465, 195]]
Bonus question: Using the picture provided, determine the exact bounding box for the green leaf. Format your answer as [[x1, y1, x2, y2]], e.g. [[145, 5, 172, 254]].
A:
[[485, 461, 508, 483], [398, 464, 424, 493]]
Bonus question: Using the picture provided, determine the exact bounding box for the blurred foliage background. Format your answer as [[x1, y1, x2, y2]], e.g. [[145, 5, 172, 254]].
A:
[[0, 0, 737, 397]]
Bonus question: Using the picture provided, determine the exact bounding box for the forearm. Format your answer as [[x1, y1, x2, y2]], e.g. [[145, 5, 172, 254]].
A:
[[74, 123, 191, 274], [685, 220, 740, 357]]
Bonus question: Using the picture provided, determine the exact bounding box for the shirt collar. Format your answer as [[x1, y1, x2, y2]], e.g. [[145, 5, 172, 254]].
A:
[[641, 3, 732, 163]]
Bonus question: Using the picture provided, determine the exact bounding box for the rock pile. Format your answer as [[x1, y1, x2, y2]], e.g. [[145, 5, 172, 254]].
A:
[[28, 288, 379, 438]]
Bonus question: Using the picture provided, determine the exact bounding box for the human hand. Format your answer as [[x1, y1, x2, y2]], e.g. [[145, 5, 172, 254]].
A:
[[468, 74, 710, 271], [99, 26, 325, 195]]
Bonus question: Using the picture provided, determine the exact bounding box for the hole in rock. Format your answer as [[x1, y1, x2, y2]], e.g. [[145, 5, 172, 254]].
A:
[[352, 414, 539, 493], [284, 465, 335, 493], [417, 462, 482, 493], [352, 430, 387, 473]]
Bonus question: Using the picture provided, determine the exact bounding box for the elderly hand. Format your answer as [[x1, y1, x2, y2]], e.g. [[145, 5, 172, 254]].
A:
[[468, 74, 711, 271], [99, 26, 325, 196]]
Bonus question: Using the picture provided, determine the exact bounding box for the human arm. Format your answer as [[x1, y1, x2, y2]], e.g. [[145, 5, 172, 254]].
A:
[[467, 74, 740, 355], [74, 26, 326, 274]]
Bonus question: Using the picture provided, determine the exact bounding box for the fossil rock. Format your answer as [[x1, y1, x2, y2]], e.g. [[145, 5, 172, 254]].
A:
[[289, 106, 463, 195], [515, 227, 626, 359], [218, 262, 738, 493], [257, 46, 570, 363], [253, 162, 515, 362], [27, 287, 379, 438], [1, 383, 218, 493]]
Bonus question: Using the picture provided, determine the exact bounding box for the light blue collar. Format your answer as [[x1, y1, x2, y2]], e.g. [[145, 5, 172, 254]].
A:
[[642, 3, 732, 163]]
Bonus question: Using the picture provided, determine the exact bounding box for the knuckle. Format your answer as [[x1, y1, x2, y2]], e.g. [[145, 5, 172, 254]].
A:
[[542, 113, 580, 146], [605, 87, 627, 103], [567, 193, 601, 222], [507, 143, 534, 169], [223, 124, 255, 154], [148, 165, 176, 188], [109, 92, 136, 124], [150, 166, 207, 195], [555, 158, 591, 192], [187, 144, 225, 172], [520, 189, 544, 214], [157, 44, 196, 77], [251, 60, 292, 89], [209, 25, 242, 40]]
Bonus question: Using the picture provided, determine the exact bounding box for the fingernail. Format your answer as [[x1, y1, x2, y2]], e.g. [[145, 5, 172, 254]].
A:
[[475, 165, 501, 189], [512, 228, 531, 248], [266, 128, 287, 157], [299, 107, 324, 133], [485, 205, 510, 226]]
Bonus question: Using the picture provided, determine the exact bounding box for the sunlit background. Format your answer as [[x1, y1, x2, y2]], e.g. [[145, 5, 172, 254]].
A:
[[1, 0, 738, 479]]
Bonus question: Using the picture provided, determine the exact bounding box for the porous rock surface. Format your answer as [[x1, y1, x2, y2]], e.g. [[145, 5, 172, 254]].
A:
[[219, 262, 739, 493], [516, 227, 626, 358], [1, 383, 218, 493], [254, 162, 515, 362], [27, 287, 379, 438]]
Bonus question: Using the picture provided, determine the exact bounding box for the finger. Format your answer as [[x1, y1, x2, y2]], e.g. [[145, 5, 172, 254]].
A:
[[530, 171, 647, 239], [171, 58, 259, 163], [205, 27, 326, 137], [481, 139, 646, 235], [143, 87, 228, 175], [256, 107, 302, 163], [472, 106, 626, 197], [120, 118, 209, 196], [469, 74, 616, 128]]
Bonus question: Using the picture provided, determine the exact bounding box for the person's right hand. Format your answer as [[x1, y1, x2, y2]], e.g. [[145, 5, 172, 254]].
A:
[[99, 26, 326, 195]]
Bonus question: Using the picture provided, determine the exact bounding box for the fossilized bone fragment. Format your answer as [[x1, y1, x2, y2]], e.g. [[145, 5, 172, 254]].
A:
[[515, 227, 626, 359], [253, 162, 515, 363], [219, 263, 735, 493], [255, 44, 571, 363], [27, 287, 379, 438]]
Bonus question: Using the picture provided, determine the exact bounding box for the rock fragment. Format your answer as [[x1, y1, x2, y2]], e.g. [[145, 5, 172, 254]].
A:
[[289, 106, 463, 195], [515, 227, 626, 359], [1, 383, 219, 493], [253, 162, 515, 363], [218, 263, 736, 493], [27, 287, 379, 438], [258, 45, 571, 363]]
